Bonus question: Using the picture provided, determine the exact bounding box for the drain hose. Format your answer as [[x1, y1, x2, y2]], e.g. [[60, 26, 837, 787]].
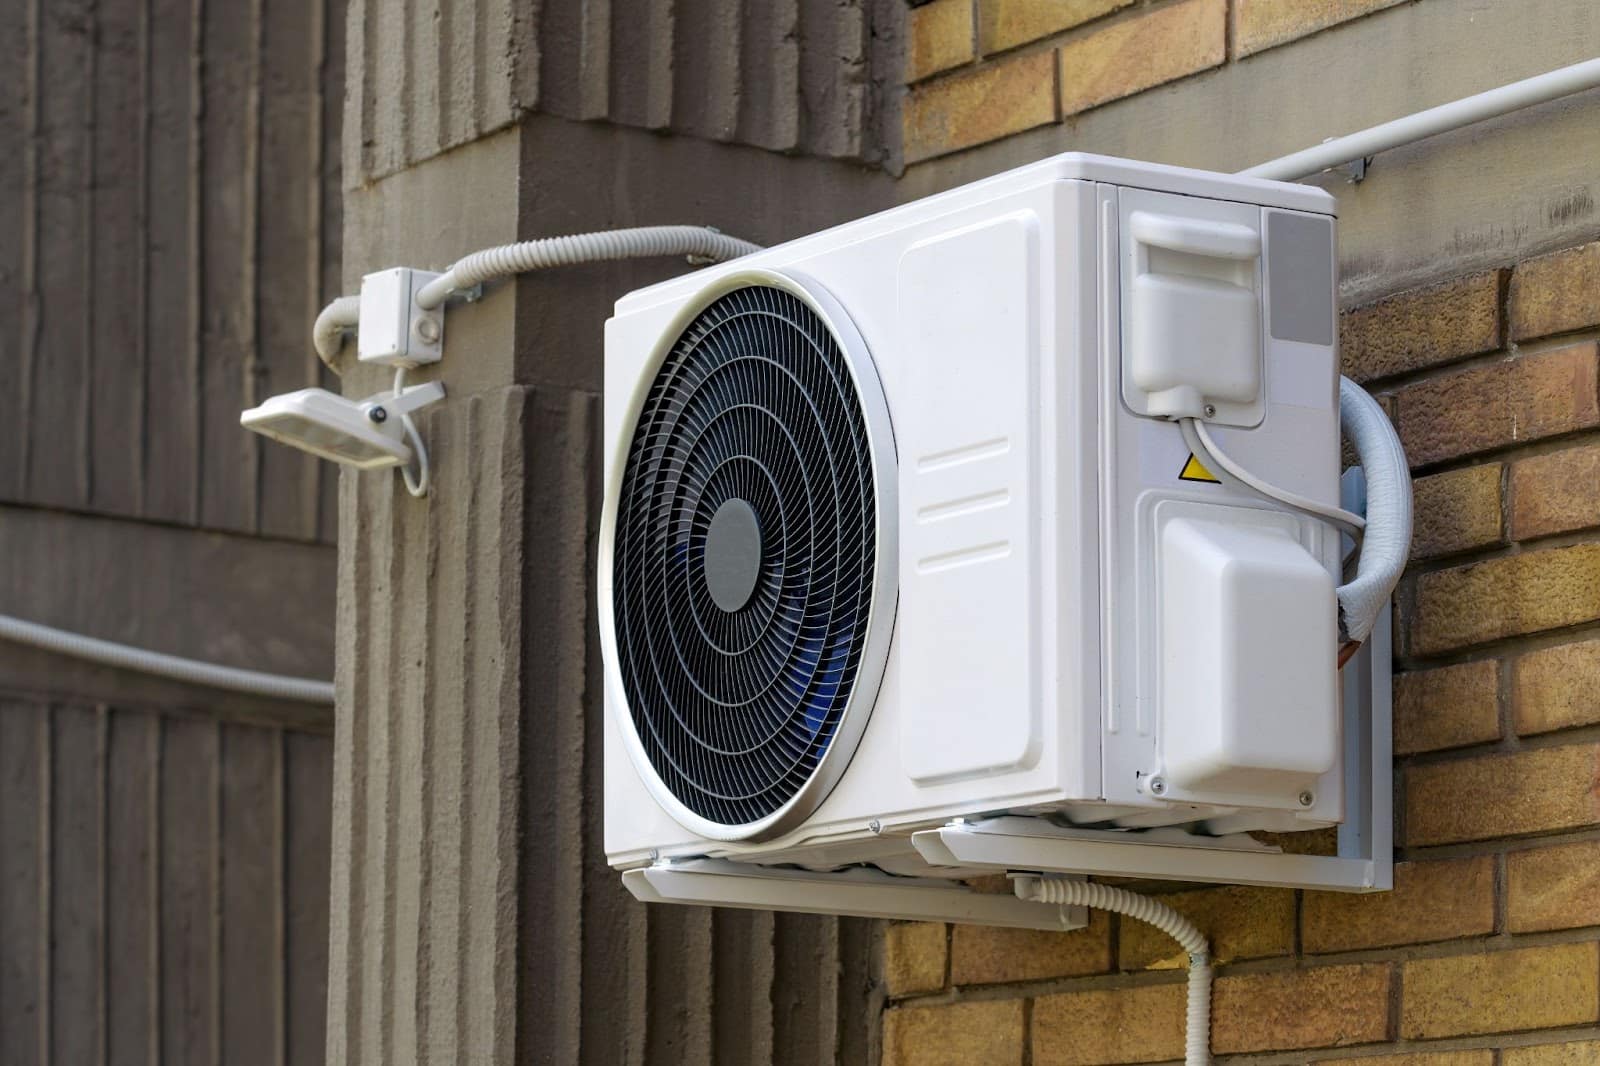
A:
[[1019, 877, 1211, 1065]]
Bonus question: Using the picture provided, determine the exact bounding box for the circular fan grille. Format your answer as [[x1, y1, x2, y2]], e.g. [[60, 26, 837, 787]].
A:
[[613, 284, 880, 830]]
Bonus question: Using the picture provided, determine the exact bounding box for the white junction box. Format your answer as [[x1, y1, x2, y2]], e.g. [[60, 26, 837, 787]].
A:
[[600, 154, 1382, 926], [358, 266, 445, 367]]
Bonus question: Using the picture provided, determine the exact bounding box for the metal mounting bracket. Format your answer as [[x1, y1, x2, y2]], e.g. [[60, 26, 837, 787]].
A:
[[623, 858, 1089, 931], [911, 609, 1393, 893]]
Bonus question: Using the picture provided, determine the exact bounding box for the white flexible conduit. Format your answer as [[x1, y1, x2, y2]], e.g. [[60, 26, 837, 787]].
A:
[[1020, 877, 1212, 1065], [413, 225, 763, 310], [313, 294, 362, 374], [1177, 377, 1410, 652], [0, 614, 335, 704], [1335, 376, 1412, 644]]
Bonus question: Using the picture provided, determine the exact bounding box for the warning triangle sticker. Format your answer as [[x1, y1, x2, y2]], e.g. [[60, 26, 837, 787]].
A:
[[1179, 453, 1220, 484]]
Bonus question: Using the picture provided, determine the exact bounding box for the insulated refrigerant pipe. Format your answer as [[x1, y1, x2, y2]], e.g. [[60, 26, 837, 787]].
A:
[[1240, 57, 1600, 182]]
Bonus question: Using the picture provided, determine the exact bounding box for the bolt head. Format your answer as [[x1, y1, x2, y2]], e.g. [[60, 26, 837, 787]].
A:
[[1298, 790, 1315, 807], [868, 819, 882, 834], [1202, 404, 1217, 418], [369, 406, 388, 423], [1148, 776, 1167, 796]]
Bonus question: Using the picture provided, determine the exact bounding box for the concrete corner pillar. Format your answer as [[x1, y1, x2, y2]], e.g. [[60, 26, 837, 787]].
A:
[[327, 126, 542, 1066]]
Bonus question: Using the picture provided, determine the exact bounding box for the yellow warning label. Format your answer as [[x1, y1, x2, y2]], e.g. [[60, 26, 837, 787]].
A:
[[1179, 453, 1220, 484]]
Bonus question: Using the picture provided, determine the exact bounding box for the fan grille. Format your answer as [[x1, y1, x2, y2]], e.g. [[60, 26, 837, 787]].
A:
[[614, 284, 879, 829]]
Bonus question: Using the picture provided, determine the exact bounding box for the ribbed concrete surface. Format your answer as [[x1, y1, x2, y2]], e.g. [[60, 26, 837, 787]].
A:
[[329, 385, 528, 1066], [0, 0, 345, 543], [344, 0, 901, 186], [0, 700, 332, 1066]]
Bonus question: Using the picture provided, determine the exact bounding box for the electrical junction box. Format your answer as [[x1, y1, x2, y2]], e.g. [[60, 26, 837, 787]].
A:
[[358, 267, 445, 368], [600, 153, 1383, 927]]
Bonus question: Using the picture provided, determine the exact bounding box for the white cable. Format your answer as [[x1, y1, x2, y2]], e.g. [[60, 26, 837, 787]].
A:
[[1180, 417, 1366, 537], [313, 295, 362, 374], [393, 367, 430, 498], [414, 225, 763, 309], [1019, 877, 1211, 1065], [0, 613, 334, 704]]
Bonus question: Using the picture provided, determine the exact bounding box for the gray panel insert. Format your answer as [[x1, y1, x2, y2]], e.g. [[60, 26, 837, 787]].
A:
[[1267, 211, 1335, 346]]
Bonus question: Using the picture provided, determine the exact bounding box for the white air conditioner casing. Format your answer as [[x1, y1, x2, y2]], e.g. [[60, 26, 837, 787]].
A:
[[601, 154, 1344, 881]]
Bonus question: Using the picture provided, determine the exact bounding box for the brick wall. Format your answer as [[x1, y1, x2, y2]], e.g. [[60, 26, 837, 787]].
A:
[[881, 238, 1600, 1063], [903, 0, 1411, 162]]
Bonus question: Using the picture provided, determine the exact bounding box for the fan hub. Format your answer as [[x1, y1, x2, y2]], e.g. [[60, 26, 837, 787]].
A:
[[704, 497, 763, 613]]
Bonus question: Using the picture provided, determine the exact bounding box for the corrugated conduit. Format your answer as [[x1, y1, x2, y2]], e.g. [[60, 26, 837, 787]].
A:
[[412, 225, 763, 309], [1019, 877, 1212, 1065]]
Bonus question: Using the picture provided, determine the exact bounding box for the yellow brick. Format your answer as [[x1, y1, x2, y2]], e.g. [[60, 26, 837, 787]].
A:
[[1507, 839, 1600, 933], [978, 0, 1131, 54], [1321, 1054, 1494, 1066], [1340, 270, 1505, 383], [1511, 240, 1600, 342], [1234, 0, 1407, 57], [1506, 1041, 1600, 1065], [1514, 637, 1600, 736], [907, 0, 974, 82], [1394, 343, 1600, 468], [1254, 825, 1338, 855], [885, 922, 947, 997], [903, 50, 1056, 163], [1303, 857, 1495, 953], [1411, 464, 1503, 561], [884, 999, 1025, 1066], [1512, 443, 1600, 541], [1410, 541, 1600, 656], [1401, 943, 1600, 1039], [1212, 964, 1393, 1053], [1033, 983, 1184, 1066], [950, 909, 1110, 985], [1117, 885, 1292, 970], [1057, 0, 1225, 118], [1393, 660, 1501, 756], [1405, 744, 1600, 846]]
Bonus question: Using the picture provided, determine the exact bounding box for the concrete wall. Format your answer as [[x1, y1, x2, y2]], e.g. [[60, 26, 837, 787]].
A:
[[0, 0, 343, 1061]]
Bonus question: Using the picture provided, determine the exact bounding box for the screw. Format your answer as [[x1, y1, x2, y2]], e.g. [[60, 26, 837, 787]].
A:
[[1148, 776, 1167, 797], [1202, 404, 1217, 418], [414, 316, 441, 344], [369, 406, 388, 424], [868, 819, 882, 834], [1298, 790, 1315, 807]]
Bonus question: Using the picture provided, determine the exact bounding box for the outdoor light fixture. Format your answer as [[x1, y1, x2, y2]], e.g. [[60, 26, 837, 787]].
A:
[[241, 381, 445, 480]]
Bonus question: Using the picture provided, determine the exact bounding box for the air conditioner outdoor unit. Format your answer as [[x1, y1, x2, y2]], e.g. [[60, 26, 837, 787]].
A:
[[601, 154, 1398, 929]]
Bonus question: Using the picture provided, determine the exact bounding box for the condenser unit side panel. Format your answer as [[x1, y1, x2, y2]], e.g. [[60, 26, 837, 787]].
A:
[[895, 212, 1043, 784], [1098, 184, 1344, 820]]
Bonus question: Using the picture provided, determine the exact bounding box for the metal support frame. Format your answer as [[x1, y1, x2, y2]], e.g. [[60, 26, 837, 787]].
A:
[[624, 859, 1089, 931]]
